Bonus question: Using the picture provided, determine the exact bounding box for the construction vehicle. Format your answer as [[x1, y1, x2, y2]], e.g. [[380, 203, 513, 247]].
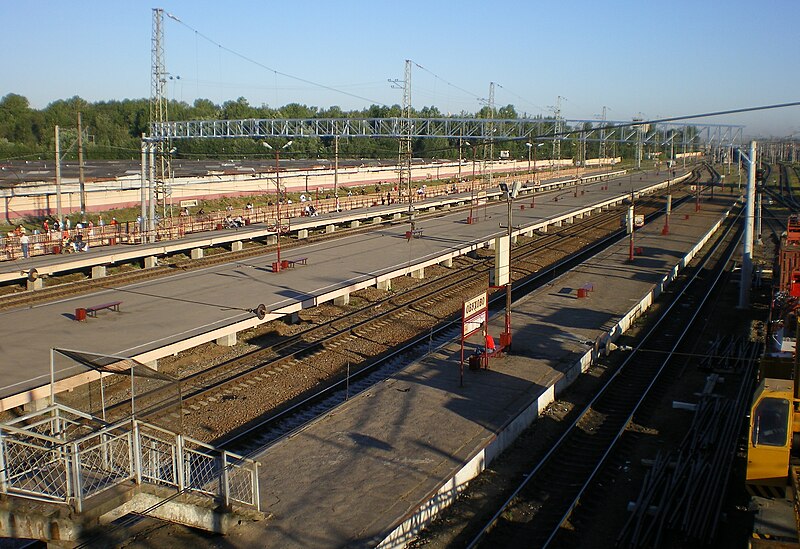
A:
[[746, 216, 800, 545]]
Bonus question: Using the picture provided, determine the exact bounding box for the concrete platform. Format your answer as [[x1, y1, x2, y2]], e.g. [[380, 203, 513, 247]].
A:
[[0, 171, 693, 411], [0, 170, 623, 285], [159, 196, 737, 548]]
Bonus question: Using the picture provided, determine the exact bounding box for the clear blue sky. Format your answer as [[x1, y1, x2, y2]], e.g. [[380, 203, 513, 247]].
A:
[[3, 0, 799, 137]]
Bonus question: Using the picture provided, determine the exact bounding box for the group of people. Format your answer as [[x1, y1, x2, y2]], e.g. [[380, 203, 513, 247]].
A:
[[223, 214, 246, 229], [64, 233, 88, 253], [303, 204, 318, 217]]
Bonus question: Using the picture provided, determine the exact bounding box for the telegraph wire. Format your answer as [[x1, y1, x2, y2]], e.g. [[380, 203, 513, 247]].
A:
[[165, 12, 388, 108], [411, 61, 483, 104], [493, 83, 549, 115]]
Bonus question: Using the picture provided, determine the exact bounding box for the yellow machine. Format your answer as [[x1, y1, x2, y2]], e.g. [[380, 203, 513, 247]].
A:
[[747, 377, 796, 495], [746, 357, 800, 544]]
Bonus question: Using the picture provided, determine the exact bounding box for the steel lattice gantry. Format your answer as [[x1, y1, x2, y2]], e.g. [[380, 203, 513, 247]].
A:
[[148, 117, 743, 148]]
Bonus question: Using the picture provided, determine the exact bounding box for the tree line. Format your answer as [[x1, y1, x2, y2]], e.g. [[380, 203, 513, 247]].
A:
[[0, 93, 670, 163]]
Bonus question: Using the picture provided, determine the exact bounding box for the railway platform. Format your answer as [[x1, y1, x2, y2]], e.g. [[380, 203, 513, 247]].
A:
[[131, 195, 738, 547], [0, 170, 685, 412], [0, 169, 622, 286]]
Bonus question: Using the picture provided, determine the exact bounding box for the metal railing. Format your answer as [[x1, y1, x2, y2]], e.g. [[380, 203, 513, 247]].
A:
[[0, 403, 259, 513]]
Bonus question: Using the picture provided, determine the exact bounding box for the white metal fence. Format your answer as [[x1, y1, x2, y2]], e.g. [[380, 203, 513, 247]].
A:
[[0, 404, 259, 513]]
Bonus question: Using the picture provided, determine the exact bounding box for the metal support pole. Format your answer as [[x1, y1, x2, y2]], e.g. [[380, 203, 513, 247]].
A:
[[132, 420, 142, 485], [272, 140, 292, 272], [50, 349, 56, 407], [71, 441, 83, 512], [0, 429, 7, 493], [148, 144, 156, 242], [526, 142, 532, 181], [77, 112, 86, 214], [628, 197, 635, 261], [221, 450, 231, 508], [505, 197, 512, 346], [663, 193, 672, 235], [252, 462, 261, 511], [470, 145, 476, 222], [140, 139, 147, 236], [275, 150, 282, 271], [55, 126, 63, 228], [334, 135, 339, 207], [458, 138, 462, 182], [739, 141, 756, 309], [756, 191, 762, 244], [176, 434, 185, 490]]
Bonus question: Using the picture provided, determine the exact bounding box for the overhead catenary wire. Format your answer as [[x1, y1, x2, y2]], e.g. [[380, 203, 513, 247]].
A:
[[411, 61, 483, 105], [165, 12, 388, 108]]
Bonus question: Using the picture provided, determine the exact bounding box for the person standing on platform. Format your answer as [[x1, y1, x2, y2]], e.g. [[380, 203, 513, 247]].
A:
[[483, 324, 496, 355], [20, 233, 29, 259]]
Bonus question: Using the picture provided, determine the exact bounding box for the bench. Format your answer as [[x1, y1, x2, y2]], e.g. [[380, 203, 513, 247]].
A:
[[85, 301, 122, 317], [286, 257, 308, 268], [482, 346, 503, 368], [405, 229, 423, 240]]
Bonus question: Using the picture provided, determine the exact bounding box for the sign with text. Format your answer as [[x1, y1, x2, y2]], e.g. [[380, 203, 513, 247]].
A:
[[463, 291, 488, 338]]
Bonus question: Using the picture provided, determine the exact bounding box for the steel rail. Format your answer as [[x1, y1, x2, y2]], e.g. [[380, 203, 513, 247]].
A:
[[214, 194, 689, 453], [466, 201, 743, 549], [109, 203, 634, 425]]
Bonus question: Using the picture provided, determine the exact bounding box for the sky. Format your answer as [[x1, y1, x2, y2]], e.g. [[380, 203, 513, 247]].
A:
[[3, 0, 799, 138]]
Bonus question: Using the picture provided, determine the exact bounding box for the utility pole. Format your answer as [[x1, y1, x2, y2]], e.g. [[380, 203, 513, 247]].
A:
[[739, 140, 756, 308], [334, 135, 339, 210], [458, 138, 462, 182], [599, 106, 607, 163], [149, 143, 156, 242], [140, 137, 147, 233], [389, 61, 413, 222], [55, 125, 62, 228], [151, 7, 172, 219], [77, 112, 86, 214], [633, 116, 644, 170], [487, 82, 496, 203], [628, 191, 635, 261], [551, 96, 564, 174]]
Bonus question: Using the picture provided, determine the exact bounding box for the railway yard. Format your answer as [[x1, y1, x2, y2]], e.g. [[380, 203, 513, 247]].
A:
[[5, 3, 800, 547], [0, 161, 796, 548]]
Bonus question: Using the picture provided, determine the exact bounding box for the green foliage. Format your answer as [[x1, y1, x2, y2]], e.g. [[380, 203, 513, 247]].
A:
[[0, 93, 643, 163]]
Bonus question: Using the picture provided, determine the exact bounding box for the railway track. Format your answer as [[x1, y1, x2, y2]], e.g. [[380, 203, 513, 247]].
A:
[[79, 181, 698, 447], [57, 172, 709, 446], [99, 203, 642, 431], [464, 199, 744, 548]]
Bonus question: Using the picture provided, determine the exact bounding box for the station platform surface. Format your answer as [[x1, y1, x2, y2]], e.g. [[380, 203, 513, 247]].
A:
[[133, 195, 737, 548], [0, 170, 616, 282], [0, 171, 689, 405]]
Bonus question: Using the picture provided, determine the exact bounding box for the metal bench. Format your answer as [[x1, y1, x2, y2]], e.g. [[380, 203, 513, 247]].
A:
[[286, 257, 308, 268], [482, 346, 503, 368], [85, 301, 122, 317]]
